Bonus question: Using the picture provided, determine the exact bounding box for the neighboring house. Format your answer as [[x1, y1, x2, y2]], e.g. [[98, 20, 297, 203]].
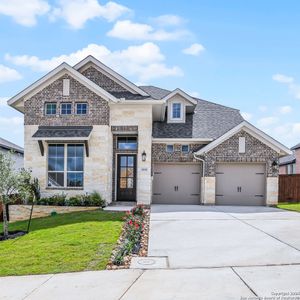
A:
[[0, 137, 24, 170], [8, 56, 291, 206], [279, 143, 300, 174]]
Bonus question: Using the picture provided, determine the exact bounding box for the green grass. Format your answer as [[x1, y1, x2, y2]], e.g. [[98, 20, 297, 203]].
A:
[[277, 202, 300, 213], [0, 210, 124, 276]]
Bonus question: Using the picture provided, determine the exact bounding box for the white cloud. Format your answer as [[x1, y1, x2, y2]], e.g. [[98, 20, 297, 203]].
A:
[[50, 0, 131, 29], [182, 43, 205, 56], [0, 65, 22, 83], [257, 116, 279, 127], [189, 91, 200, 97], [272, 73, 300, 99], [152, 14, 186, 27], [241, 112, 252, 121], [0, 97, 9, 106], [0, 0, 50, 26], [107, 20, 190, 41], [5, 42, 183, 82], [279, 105, 292, 114]]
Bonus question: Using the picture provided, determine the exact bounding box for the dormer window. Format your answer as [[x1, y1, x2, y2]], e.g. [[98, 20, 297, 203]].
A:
[[172, 103, 182, 119]]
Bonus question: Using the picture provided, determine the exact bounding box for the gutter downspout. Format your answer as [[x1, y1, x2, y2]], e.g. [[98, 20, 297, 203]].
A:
[[193, 152, 205, 205]]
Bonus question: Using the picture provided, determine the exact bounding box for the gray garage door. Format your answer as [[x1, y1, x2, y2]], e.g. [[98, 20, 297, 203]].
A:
[[216, 163, 266, 206], [152, 163, 201, 204]]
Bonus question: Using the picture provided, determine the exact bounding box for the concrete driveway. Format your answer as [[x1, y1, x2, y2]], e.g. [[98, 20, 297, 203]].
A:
[[149, 205, 300, 268], [1, 205, 300, 300]]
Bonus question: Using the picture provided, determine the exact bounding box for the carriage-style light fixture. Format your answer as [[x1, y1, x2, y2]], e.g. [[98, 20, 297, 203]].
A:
[[142, 150, 147, 162]]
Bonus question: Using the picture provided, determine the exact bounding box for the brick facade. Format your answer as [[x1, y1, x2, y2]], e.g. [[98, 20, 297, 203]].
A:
[[81, 66, 128, 93], [203, 130, 279, 177], [152, 143, 205, 163], [24, 74, 109, 126]]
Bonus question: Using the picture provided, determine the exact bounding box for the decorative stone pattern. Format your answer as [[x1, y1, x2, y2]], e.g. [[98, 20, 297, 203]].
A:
[[24, 74, 109, 126], [203, 130, 279, 177], [81, 66, 128, 93], [111, 126, 138, 133], [152, 143, 205, 163], [9, 205, 100, 222]]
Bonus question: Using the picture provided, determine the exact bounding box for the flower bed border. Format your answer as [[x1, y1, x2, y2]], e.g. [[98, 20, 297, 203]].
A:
[[107, 206, 150, 270]]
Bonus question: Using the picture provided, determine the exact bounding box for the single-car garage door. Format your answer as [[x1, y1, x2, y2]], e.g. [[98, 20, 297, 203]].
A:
[[153, 164, 201, 204], [216, 163, 266, 206]]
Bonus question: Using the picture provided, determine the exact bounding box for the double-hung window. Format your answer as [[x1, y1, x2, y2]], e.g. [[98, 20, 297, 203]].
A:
[[61, 103, 72, 115], [45, 103, 57, 115], [172, 103, 182, 119], [76, 103, 87, 115], [48, 144, 84, 188]]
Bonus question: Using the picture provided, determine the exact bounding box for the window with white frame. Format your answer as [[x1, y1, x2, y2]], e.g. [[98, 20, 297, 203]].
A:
[[76, 103, 88, 115], [48, 144, 84, 188], [181, 144, 189, 153], [172, 103, 182, 119], [61, 103, 72, 115], [286, 163, 296, 174], [45, 103, 57, 115], [166, 144, 174, 153]]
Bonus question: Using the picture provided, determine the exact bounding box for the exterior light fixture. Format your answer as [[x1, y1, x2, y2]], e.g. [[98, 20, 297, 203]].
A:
[[142, 150, 146, 162]]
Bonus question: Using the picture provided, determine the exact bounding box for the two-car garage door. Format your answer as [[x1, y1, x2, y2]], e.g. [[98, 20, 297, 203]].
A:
[[152, 164, 201, 204], [216, 163, 266, 206]]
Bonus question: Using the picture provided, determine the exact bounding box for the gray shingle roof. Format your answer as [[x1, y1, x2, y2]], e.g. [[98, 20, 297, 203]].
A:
[[0, 137, 23, 154], [146, 86, 244, 139], [32, 126, 93, 138], [110, 91, 151, 100], [279, 154, 296, 166], [291, 143, 300, 150]]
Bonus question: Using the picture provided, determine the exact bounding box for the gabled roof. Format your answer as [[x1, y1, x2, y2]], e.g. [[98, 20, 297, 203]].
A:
[[0, 137, 23, 154], [8, 62, 119, 113], [195, 121, 292, 156], [291, 142, 300, 150], [279, 154, 296, 166], [162, 88, 198, 105], [74, 55, 149, 97]]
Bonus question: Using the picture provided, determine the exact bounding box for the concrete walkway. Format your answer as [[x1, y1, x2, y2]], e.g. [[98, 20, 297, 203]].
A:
[[1, 205, 300, 300]]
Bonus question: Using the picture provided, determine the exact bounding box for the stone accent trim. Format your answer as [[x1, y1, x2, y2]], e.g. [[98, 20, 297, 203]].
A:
[[203, 130, 279, 177], [266, 177, 279, 205], [24, 74, 109, 126], [111, 126, 138, 133]]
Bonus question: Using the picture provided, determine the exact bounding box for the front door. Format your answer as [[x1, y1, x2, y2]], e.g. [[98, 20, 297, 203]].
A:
[[117, 155, 136, 201]]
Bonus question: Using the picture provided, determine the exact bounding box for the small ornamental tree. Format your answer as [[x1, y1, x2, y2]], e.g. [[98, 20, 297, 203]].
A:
[[0, 151, 32, 239]]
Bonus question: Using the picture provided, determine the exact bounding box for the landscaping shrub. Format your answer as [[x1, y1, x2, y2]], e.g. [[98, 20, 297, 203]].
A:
[[65, 196, 82, 206]]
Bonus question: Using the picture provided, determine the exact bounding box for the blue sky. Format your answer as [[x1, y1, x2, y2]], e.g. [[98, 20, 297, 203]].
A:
[[0, 0, 300, 147]]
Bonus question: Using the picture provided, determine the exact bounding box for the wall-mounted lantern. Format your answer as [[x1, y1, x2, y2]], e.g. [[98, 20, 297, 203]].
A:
[[142, 150, 147, 162]]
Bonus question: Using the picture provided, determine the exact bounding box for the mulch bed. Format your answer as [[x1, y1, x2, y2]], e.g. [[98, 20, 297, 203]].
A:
[[107, 208, 150, 270], [0, 230, 27, 241]]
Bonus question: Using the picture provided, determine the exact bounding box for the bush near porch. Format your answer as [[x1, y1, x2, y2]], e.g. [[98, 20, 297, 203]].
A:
[[0, 210, 124, 276]]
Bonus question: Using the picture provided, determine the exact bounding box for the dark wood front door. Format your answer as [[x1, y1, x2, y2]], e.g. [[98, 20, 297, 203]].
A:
[[117, 155, 136, 201]]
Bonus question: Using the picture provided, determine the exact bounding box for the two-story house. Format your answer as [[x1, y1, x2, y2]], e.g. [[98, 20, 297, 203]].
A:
[[8, 56, 291, 206]]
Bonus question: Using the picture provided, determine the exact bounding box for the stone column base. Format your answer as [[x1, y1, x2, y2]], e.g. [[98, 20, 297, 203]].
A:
[[266, 177, 278, 206], [201, 177, 216, 205]]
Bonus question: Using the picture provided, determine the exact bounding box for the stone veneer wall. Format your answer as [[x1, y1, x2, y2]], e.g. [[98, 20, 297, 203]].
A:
[[81, 66, 128, 93], [9, 205, 100, 222], [110, 104, 152, 205], [203, 130, 279, 177], [152, 143, 205, 163], [24, 74, 109, 126]]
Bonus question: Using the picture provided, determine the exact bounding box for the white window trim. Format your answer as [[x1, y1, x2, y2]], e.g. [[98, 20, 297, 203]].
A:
[[166, 144, 174, 153], [167, 98, 186, 123], [61, 102, 72, 115], [76, 102, 88, 115], [45, 102, 57, 116], [47, 143, 85, 189]]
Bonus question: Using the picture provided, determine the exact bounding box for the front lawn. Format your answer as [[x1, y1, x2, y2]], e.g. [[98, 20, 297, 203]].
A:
[[0, 210, 124, 276], [277, 202, 300, 213]]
